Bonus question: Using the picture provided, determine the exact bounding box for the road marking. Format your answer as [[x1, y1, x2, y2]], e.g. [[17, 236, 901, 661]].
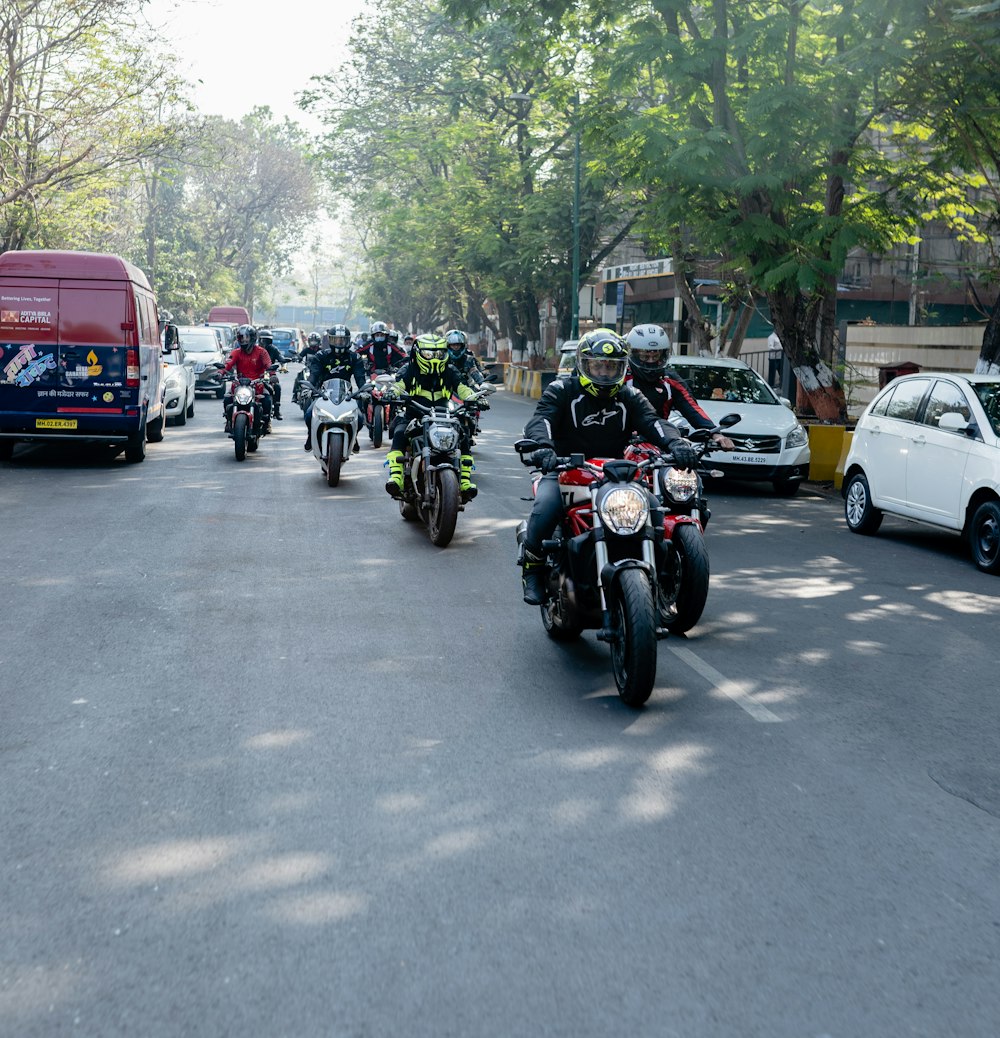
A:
[[667, 645, 783, 722]]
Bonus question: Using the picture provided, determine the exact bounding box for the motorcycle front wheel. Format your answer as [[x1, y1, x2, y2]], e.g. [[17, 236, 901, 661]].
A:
[[659, 523, 710, 634], [233, 412, 248, 461], [427, 468, 459, 547], [325, 431, 344, 487], [372, 406, 383, 448], [609, 568, 657, 708]]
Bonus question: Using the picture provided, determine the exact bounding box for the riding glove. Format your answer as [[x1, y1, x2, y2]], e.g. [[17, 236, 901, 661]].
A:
[[669, 439, 699, 469]]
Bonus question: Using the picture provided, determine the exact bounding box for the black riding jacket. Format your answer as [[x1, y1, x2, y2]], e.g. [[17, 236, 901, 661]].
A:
[[524, 376, 683, 458], [307, 346, 355, 386]]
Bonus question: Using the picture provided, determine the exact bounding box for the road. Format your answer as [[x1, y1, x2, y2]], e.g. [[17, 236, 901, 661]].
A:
[[2, 371, 998, 1037]]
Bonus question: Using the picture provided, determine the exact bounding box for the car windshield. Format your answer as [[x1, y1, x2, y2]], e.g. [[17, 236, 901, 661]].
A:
[[270, 330, 295, 344], [671, 363, 779, 405], [178, 329, 219, 352], [971, 382, 1000, 436]]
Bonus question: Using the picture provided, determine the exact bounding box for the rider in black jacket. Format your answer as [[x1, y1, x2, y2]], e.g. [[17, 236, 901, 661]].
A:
[[302, 326, 362, 452], [519, 328, 698, 605]]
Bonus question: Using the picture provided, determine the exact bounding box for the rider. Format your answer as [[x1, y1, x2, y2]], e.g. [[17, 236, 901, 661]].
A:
[[222, 324, 274, 431], [256, 329, 284, 419], [625, 324, 733, 449], [444, 329, 486, 387], [302, 325, 364, 452], [518, 328, 699, 605], [357, 320, 408, 376], [383, 333, 480, 502]]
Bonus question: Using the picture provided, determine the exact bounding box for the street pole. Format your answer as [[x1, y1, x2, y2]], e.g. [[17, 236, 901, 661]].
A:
[[571, 92, 581, 341]]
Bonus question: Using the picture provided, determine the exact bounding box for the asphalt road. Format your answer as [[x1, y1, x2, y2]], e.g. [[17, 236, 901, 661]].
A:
[[2, 371, 998, 1037]]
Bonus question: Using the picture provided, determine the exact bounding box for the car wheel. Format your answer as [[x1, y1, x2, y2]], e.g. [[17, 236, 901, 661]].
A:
[[186, 394, 195, 419], [175, 403, 187, 426], [844, 472, 883, 535], [969, 500, 1000, 574]]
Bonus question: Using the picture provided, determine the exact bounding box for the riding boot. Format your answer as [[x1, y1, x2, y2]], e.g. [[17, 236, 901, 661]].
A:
[[385, 449, 404, 498], [521, 549, 546, 605], [460, 454, 477, 501]]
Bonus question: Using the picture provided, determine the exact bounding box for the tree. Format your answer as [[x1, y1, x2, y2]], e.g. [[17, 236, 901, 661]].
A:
[[0, 0, 185, 250]]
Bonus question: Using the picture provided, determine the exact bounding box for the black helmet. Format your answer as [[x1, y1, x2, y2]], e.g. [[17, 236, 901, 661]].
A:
[[330, 324, 350, 348], [307, 332, 321, 347], [236, 324, 257, 351], [576, 328, 630, 397], [258, 329, 273, 347]]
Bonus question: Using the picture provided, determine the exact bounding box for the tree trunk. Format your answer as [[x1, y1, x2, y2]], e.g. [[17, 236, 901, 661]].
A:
[[768, 286, 847, 422], [671, 245, 714, 354], [975, 291, 1000, 374]]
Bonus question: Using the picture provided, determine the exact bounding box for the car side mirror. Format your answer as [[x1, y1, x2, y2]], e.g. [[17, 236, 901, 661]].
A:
[[937, 412, 971, 434]]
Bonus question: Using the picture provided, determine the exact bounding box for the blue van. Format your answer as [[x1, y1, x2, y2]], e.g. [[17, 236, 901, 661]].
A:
[[0, 250, 167, 462]]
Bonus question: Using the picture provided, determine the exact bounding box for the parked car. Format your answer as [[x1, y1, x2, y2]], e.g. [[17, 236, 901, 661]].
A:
[[666, 354, 811, 496], [161, 343, 196, 425], [206, 322, 236, 349], [268, 327, 301, 361], [842, 371, 1000, 573], [178, 325, 227, 398], [557, 340, 579, 377]]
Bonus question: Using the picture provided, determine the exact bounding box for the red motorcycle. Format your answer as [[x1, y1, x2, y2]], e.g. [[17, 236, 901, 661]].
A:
[[360, 371, 398, 447], [622, 416, 739, 633]]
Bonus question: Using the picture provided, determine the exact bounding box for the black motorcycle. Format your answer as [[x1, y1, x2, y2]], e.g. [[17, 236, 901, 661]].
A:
[[225, 369, 275, 462]]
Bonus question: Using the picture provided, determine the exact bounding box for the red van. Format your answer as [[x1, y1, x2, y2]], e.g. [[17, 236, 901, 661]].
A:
[[207, 305, 251, 325], [0, 250, 166, 462]]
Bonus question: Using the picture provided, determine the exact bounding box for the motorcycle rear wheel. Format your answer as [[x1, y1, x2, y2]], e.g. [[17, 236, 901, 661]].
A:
[[659, 523, 710, 634], [326, 432, 344, 487], [233, 412, 248, 461], [610, 568, 657, 708], [372, 406, 383, 448], [427, 468, 459, 547]]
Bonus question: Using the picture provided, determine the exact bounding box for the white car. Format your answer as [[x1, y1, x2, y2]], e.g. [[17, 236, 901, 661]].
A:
[[666, 355, 811, 496], [842, 371, 1000, 573], [178, 325, 228, 398], [161, 343, 196, 425]]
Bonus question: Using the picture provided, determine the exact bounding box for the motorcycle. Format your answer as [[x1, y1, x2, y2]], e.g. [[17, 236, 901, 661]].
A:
[[301, 377, 362, 487], [391, 393, 485, 547], [624, 414, 741, 633], [359, 371, 399, 447], [515, 439, 694, 707], [459, 381, 496, 440], [225, 369, 274, 462]]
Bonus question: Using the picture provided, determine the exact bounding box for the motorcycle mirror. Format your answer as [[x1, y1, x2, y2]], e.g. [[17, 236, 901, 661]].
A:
[[514, 438, 539, 455], [719, 413, 742, 428]]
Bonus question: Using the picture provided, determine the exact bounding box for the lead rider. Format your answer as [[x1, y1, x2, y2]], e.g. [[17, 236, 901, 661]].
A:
[[518, 328, 698, 605]]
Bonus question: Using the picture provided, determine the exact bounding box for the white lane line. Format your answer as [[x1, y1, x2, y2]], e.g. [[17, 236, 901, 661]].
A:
[[668, 645, 784, 722]]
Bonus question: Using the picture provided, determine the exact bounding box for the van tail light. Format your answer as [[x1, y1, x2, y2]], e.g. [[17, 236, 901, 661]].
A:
[[126, 349, 140, 386]]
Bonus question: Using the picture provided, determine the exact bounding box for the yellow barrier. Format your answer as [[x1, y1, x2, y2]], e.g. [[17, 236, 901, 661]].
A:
[[807, 425, 846, 482], [833, 431, 854, 490], [529, 371, 543, 399]]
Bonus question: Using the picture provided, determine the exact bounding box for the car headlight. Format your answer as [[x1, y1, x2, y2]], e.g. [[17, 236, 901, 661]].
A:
[[428, 424, 459, 451], [661, 466, 698, 503], [234, 385, 254, 406], [598, 485, 650, 535], [786, 424, 808, 448]]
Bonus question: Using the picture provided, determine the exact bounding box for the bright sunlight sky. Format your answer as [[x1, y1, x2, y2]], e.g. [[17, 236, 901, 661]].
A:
[[145, 0, 371, 127]]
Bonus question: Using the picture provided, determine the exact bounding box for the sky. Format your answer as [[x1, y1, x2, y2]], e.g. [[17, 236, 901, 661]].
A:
[[145, 0, 370, 128]]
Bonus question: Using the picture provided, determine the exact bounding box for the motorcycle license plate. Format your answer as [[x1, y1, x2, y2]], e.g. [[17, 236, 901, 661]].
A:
[[730, 452, 770, 464], [36, 418, 78, 429]]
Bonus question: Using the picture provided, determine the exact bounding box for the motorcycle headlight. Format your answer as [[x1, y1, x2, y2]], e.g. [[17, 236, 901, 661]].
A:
[[785, 423, 808, 449], [661, 466, 698, 503], [428, 424, 459, 451], [598, 485, 650, 535], [234, 386, 254, 406]]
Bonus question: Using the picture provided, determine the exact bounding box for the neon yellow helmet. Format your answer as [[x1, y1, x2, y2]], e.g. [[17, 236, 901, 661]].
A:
[[414, 333, 449, 375], [576, 328, 630, 397]]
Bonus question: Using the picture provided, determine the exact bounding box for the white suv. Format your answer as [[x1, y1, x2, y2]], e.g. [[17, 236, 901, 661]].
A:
[[843, 371, 1000, 572]]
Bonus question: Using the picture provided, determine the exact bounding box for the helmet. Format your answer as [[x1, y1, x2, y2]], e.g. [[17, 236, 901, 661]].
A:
[[413, 333, 449, 375], [576, 328, 630, 397], [625, 324, 672, 379], [307, 332, 321, 347], [258, 329, 273, 348], [403, 333, 415, 345], [236, 324, 257, 351], [330, 324, 350, 347], [388, 330, 399, 344], [445, 329, 467, 360], [370, 320, 389, 343]]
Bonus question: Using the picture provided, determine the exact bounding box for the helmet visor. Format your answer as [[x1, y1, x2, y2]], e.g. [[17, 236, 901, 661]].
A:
[[418, 344, 448, 361], [580, 355, 627, 386]]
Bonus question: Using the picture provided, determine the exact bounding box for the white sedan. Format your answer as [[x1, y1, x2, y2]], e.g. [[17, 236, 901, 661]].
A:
[[842, 371, 1000, 573], [161, 344, 196, 426]]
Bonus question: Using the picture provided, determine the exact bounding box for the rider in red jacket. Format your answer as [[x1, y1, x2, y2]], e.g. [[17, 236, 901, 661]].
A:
[[223, 325, 274, 427]]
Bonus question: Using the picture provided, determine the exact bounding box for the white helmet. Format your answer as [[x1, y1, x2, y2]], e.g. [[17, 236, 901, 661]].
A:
[[625, 324, 672, 379]]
